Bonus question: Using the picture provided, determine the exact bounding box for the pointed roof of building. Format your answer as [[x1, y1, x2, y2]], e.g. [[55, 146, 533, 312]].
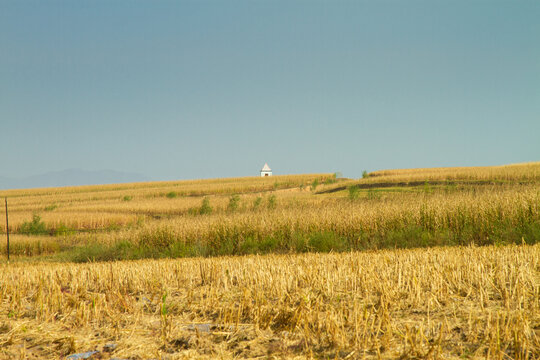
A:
[[261, 163, 271, 171]]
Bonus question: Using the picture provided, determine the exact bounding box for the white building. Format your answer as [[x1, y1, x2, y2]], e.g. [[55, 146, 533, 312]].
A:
[[260, 163, 272, 177]]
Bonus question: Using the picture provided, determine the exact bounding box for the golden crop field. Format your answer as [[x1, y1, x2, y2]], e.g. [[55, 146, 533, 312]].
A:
[[365, 162, 540, 184], [0, 174, 328, 233], [0, 163, 538, 260], [0, 162, 539, 358]]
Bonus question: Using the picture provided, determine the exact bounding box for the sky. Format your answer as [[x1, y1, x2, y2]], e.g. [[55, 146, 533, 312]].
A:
[[1, 0, 539, 183]]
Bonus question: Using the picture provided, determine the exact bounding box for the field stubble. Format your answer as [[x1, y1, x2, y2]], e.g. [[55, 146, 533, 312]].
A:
[[0, 245, 538, 359]]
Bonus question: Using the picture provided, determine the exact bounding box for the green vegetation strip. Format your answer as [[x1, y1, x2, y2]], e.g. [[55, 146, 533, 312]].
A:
[[9, 216, 536, 263], [317, 179, 536, 194]]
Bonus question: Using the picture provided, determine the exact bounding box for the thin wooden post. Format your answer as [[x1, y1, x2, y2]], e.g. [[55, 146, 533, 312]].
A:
[[5, 197, 9, 261]]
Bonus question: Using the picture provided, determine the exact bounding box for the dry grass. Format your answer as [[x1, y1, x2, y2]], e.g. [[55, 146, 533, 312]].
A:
[[0, 245, 538, 359]]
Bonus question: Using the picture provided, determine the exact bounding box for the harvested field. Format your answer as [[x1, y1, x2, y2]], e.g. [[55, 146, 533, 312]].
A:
[[1, 245, 538, 359]]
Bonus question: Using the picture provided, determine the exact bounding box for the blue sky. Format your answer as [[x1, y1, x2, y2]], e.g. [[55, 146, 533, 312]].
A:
[[1, 0, 539, 182]]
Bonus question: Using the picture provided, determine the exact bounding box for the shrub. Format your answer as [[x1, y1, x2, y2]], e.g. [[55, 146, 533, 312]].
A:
[[311, 179, 319, 191], [19, 214, 48, 235], [362, 170, 369, 179], [44, 204, 58, 211], [228, 195, 240, 212], [348, 186, 359, 200], [199, 197, 212, 215], [123, 195, 133, 201], [166, 191, 178, 199]]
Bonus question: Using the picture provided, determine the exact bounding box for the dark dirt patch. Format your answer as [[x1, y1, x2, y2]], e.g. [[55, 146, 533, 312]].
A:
[[316, 180, 530, 194]]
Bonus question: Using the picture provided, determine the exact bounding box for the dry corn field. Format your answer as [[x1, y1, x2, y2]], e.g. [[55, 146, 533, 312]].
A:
[[0, 162, 539, 358], [0, 245, 539, 359], [361, 162, 540, 185], [0, 174, 327, 233]]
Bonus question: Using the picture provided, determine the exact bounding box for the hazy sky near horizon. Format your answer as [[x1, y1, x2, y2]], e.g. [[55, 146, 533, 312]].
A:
[[1, 0, 539, 181]]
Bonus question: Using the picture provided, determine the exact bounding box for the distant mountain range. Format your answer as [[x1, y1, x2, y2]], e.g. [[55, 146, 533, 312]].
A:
[[0, 169, 151, 190]]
